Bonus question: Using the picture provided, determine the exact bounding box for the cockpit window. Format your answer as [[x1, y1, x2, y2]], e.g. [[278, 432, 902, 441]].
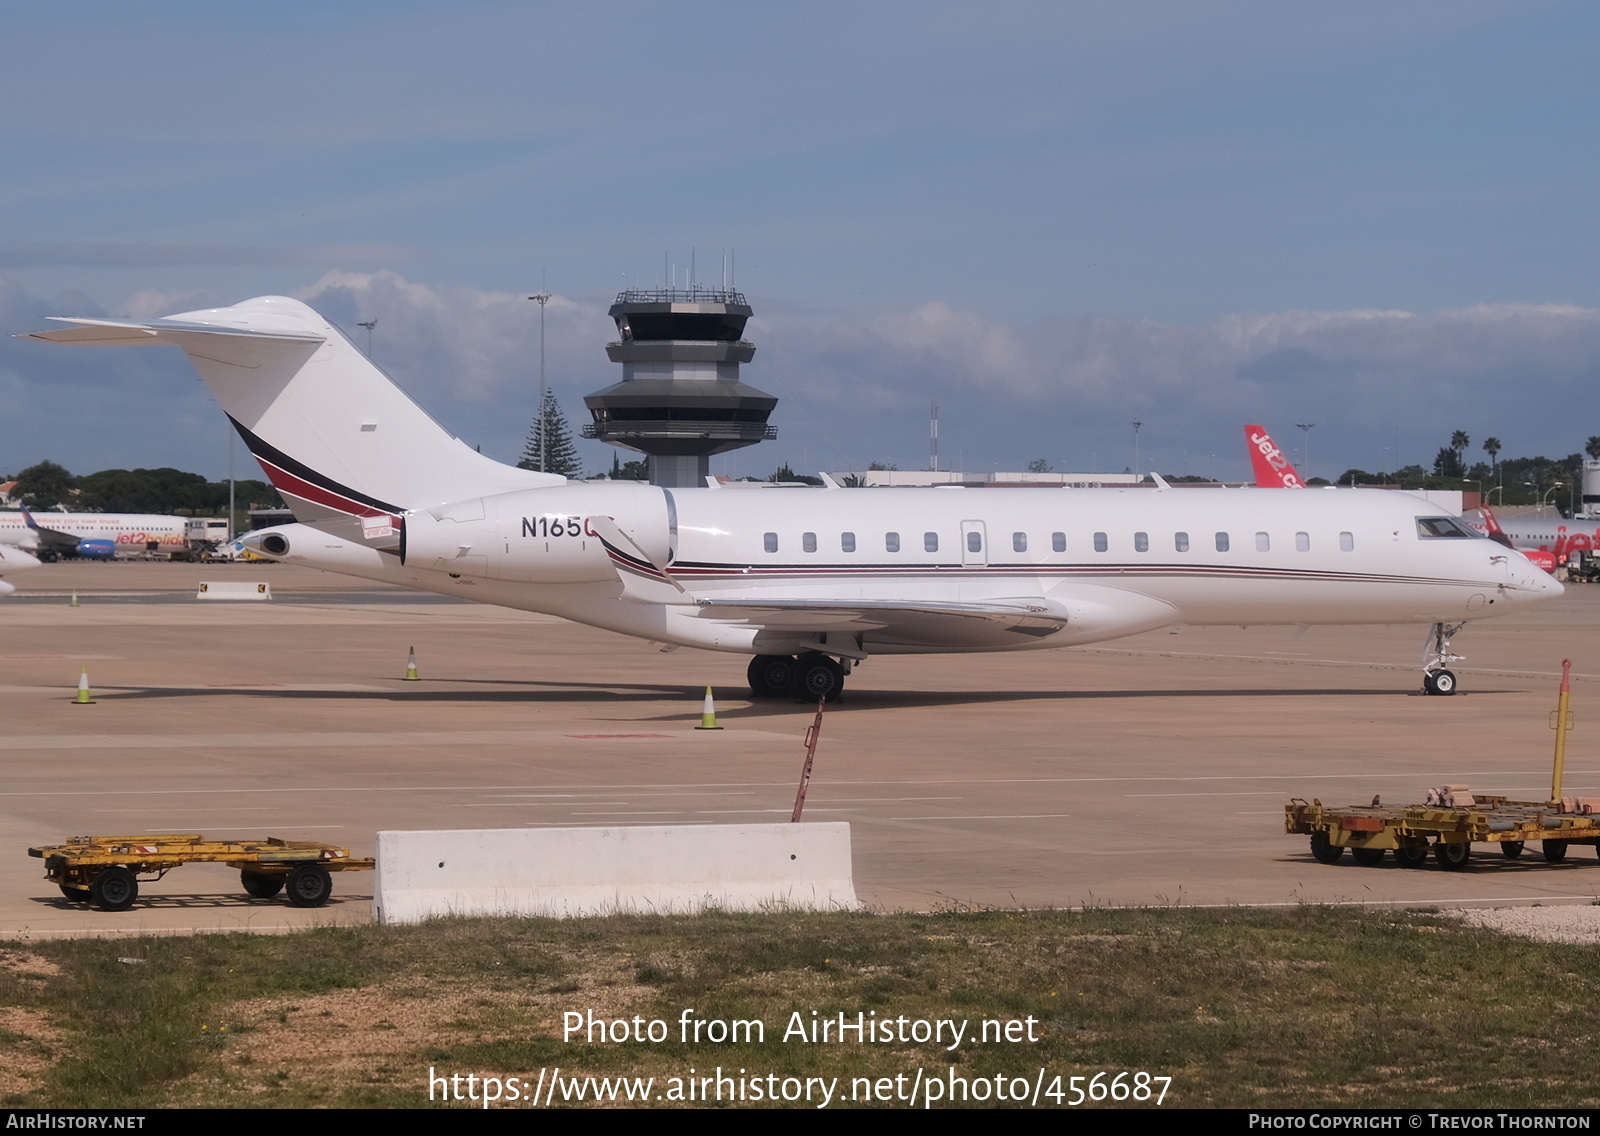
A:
[[1415, 517, 1478, 539]]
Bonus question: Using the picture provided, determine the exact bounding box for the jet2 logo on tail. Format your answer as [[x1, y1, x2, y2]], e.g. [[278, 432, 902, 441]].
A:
[[1245, 425, 1306, 489]]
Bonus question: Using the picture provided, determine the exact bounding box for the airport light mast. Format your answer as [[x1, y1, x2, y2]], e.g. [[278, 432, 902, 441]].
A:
[[582, 286, 777, 487]]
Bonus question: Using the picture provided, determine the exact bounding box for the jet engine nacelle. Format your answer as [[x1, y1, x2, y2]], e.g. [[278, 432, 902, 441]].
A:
[[401, 482, 672, 584]]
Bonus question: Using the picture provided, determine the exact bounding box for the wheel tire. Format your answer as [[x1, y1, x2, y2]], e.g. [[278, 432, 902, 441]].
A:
[[1500, 841, 1525, 860], [286, 864, 333, 908], [1424, 669, 1458, 696], [1434, 841, 1471, 870], [1351, 846, 1387, 866], [1394, 840, 1430, 869], [59, 884, 91, 903], [1309, 830, 1344, 864], [241, 870, 285, 899], [1542, 840, 1569, 864], [746, 654, 796, 699], [89, 867, 139, 911], [788, 652, 845, 704]]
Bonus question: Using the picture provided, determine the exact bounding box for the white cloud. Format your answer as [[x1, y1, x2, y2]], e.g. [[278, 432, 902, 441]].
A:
[[4, 269, 1598, 481]]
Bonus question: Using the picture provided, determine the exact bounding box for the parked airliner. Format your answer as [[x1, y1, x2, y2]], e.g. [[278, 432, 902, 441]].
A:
[[0, 507, 186, 561], [27, 297, 1560, 700]]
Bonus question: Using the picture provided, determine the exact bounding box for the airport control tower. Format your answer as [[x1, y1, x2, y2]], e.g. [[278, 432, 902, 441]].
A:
[[582, 288, 777, 487]]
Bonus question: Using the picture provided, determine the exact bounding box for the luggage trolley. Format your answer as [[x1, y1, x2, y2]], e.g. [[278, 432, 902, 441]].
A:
[[29, 834, 375, 911]]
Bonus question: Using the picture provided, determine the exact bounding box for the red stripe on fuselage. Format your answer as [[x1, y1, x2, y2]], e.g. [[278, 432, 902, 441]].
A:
[[257, 457, 391, 519]]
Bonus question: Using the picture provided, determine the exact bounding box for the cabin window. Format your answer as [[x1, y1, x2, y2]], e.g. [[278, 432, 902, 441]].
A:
[[924, 532, 939, 553], [803, 532, 817, 553], [1256, 531, 1271, 552], [967, 531, 983, 553], [1295, 531, 1310, 552], [763, 532, 778, 553], [1340, 531, 1354, 552], [1013, 532, 1027, 553], [1175, 531, 1190, 552], [886, 532, 900, 553], [1134, 531, 1149, 552], [1216, 532, 1230, 552], [1052, 532, 1066, 553], [1093, 532, 1108, 553], [841, 532, 856, 553]]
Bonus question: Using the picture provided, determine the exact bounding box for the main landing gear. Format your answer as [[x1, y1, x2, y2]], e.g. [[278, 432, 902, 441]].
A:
[[1422, 621, 1465, 696], [747, 652, 848, 703]]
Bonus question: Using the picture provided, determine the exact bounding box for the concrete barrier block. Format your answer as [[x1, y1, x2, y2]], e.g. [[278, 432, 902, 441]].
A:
[[196, 580, 272, 600], [374, 823, 858, 924]]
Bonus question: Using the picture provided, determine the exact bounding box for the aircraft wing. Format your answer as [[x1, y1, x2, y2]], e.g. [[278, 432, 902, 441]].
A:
[[694, 597, 1070, 641], [18, 509, 80, 556]]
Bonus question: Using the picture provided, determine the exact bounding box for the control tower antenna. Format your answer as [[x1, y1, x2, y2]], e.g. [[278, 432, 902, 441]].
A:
[[582, 264, 778, 487]]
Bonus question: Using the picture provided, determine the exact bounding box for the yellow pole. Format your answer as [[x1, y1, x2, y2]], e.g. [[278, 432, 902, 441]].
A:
[[1551, 658, 1573, 806]]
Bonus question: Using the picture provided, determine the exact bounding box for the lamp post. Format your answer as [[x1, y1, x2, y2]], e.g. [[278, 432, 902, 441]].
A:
[[1541, 482, 1565, 517], [1131, 420, 1143, 480], [527, 292, 551, 472], [1296, 423, 1315, 479], [357, 319, 376, 358]]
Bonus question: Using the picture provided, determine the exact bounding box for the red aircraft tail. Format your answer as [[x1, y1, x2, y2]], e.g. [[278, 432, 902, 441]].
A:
[[1244, 425, 1306, 488]]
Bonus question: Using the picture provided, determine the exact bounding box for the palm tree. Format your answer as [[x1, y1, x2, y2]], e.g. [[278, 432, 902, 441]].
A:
[[1482, 437, 1501, 475], [1587, 436, 1600, 462], [1450, 431, 1470, 470]]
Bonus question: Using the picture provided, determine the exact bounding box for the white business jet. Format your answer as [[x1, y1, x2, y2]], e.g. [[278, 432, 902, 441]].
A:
[[26, 297, 1560, 700]]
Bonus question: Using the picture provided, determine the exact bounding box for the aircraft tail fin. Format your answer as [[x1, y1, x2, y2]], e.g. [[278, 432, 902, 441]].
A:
[[1244, 425, 1307, 488], [1476, 503, 1516, 549], [26, 297, 564, 540]]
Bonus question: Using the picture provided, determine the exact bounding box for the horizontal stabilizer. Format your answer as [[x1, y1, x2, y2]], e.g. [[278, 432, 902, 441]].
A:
[[27, 296, 565, 541]]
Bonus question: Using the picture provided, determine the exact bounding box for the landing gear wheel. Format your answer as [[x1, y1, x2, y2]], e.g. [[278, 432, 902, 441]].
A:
[[1423, 669, 1457, 696], [1351, 847, 1387, 866], [90, 867, 138, 911], [241, 870, 285, 899], [286, 864, 333, 908], [1394, 840, 1430, 869], [59, 884, 91, 903], [1434, 841, 1471, 870], [1542, 840, 1569, 864], [747, 655, 796, 699], [1310, 831, 1344, 864], [1500, 841, 1525, 860], [789, 652, 845, 704]]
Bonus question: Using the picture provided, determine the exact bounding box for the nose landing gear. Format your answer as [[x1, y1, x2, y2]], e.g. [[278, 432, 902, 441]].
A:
[[1422, 621, 1465, 696]]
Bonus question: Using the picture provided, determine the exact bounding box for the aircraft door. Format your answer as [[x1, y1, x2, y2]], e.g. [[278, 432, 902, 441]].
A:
[[961, 520, 988, 567]]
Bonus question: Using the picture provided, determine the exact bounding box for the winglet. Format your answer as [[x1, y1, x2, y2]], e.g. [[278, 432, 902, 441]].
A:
[[1244, 425, 1306, 488]]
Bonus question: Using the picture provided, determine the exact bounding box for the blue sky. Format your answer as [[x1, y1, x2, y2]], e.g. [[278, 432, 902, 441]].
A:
[[2, 0, 1597, 483]]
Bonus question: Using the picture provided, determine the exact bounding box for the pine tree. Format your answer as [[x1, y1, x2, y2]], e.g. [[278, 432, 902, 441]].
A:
[[518, 391, 581, 477]]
